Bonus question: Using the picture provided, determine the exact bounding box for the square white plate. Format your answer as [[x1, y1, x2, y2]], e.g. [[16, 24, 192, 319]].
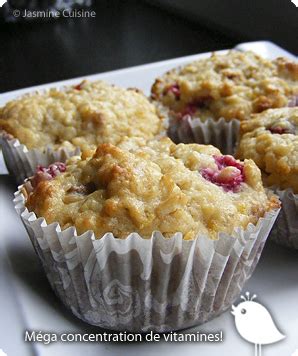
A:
[[0, 41, 297, 356]]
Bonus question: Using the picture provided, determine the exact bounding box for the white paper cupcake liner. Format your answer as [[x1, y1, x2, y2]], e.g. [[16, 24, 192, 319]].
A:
[[168, 115, 240, 155], [0, 132, 80, 184], [269, 187, 298, 249], [14, 185, 279, 332]]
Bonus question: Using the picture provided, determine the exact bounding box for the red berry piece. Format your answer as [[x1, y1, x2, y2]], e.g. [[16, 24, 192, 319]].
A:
[[164, 84, 180, 100], [32, 162, 66, 187], [269, 126, 288, 134], [201, 155, 245, 192]]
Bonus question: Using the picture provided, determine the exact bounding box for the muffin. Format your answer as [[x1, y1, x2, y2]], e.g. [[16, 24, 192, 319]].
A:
[[237, 107, 298, 248], [24, 138, 278, 239], [152, 51, 298, 121], [151, 50, 298, 153], [237, 107, 298, 191], [0, 80, 165, 182], [1, 80, 165, 151], [15, 138, 280, 331]]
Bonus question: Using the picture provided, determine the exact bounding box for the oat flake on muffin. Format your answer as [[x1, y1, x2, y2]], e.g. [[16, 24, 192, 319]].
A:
[[237, 107, 298, 192], [0, 80, 165, 152], [24, 138, 279, 240], [151, 50, 298, 122]]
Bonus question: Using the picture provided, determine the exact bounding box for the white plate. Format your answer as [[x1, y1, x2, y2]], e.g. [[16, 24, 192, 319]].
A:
[[0, 41, 297, 356]]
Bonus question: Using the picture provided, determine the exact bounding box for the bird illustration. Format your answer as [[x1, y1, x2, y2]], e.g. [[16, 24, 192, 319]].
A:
[[231, 292, 285, 356]]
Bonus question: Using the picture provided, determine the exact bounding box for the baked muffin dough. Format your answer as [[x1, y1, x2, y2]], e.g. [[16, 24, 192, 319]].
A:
[[0, 80, 165, 151], [237, 107, 298, 192], [25, 138, 278, 240], [151, 50, 298, 121]]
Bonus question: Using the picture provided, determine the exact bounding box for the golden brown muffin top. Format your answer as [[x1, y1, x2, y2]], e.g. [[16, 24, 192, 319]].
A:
[[25, 138, 278, 240], [237, 107, 298, 192], [0, 80, 165, 151], [151, 50, 298, 121]]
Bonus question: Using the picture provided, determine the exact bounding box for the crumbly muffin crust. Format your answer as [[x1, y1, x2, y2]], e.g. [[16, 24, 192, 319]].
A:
[[25, 138, 278, 240], [237, 107, 298, 192], [151, 50, 298, 121], [0, 80, 165, 151]]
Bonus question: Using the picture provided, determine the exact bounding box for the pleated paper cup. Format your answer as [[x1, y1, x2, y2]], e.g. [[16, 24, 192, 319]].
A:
[[168, 115, 240, 155], [14, 184, 279, 332], [0, 131, 80, 184], [269, 187, 298, 249]]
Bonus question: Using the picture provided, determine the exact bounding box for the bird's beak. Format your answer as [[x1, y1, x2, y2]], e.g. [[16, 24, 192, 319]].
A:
[[231, 305, 236, 315]]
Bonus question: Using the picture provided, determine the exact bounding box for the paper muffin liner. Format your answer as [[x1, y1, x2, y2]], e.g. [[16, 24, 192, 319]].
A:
[[14, 184, 279, 332], [168, 115, 240, 155], [0, 131, 80, 184], [269, 187, 298, 249]]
